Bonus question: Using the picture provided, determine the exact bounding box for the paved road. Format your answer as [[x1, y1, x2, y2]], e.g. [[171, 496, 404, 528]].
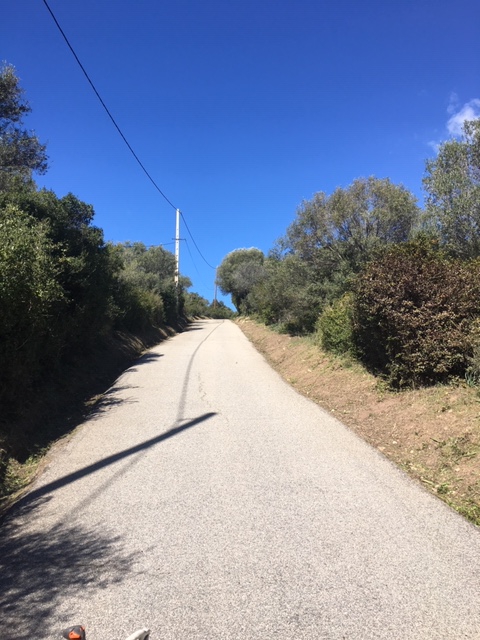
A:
[[1, 319, 480, 640]]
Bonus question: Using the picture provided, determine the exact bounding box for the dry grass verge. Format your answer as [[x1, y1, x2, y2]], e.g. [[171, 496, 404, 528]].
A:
[[237, 318, 480, 526]]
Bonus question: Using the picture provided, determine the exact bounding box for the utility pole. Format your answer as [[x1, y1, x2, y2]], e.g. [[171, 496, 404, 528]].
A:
[[174, 208, 180, 288], [213, 266, 218, 307]]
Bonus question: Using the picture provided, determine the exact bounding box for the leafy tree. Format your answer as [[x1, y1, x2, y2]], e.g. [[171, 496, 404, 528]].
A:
[[423, 119, 480, 258], [0, 204, 64, 404], [315, 293, 354, 355], [184, 292, 210, 317], [258, 177, 419, 334], [216, 248, 265, 313], [249, 254, 321, 333], [207, 300, 235, 319], [0, 188, 119, 339], [115, 242, 188, 325], [183, 292, 235, 319], [284, 176, 419, 277], [0, 64, 47, 190]]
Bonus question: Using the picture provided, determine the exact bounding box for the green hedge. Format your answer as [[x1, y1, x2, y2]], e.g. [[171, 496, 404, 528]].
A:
[[315, 293, 354, 355]]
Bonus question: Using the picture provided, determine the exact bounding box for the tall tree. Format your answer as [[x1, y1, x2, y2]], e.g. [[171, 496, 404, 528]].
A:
[[423, 119, 480, 259], [0, 64, 48, 190], [216, 248, 265, 313], [284, 176, 419, 274], [273, 176, 420, 327]]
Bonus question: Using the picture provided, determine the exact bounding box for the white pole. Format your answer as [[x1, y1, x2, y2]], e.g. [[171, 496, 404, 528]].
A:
[[175, 208, 180, 287], [214, 266, 218, 307]]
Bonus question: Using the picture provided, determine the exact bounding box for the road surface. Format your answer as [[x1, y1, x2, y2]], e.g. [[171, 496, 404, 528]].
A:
[[1, 319, 480, 639]]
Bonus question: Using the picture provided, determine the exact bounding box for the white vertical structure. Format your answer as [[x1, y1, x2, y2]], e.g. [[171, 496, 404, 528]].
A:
[[213, 266, 218, 307], [175, 208, 180, 287]]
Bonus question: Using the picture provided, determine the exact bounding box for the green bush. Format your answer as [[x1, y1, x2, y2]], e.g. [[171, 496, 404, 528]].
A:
[[315, 293, 354, 355], [114, 280, 165, 333], [0, 204, 65, 404], [353, 241, 480, 387]]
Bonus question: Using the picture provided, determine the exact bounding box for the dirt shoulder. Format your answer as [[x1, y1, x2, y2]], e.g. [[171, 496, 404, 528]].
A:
[[237, 318, 480, 526]]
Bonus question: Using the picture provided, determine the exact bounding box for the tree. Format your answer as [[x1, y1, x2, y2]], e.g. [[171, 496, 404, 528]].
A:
[[267, 177, 420, 333], [0, 64, 47, 190], [184, 292, 210, 317], [0, 203, 64, 404], [216, 248, 265, 313], [284, 176, 419, 276], [114, 242, 190, 325], [423, 119, 480, 259], [207, 300, 235, 319], [249, 254, 321, 333]]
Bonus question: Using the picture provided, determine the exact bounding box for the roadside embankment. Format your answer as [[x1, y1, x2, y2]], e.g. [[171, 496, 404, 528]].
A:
[[237, 318, 480, 526]]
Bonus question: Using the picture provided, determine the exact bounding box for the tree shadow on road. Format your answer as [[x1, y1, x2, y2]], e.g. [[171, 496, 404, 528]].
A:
[[0, 495, 138, 636]]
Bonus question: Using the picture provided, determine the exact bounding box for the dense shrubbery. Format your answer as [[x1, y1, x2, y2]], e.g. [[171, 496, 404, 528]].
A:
[[113, 242, 181, 329], [248, 255, 321, 334], [353, 242, 480, 387], [183, 292, 234, 319], [315, 293, 354, 355]]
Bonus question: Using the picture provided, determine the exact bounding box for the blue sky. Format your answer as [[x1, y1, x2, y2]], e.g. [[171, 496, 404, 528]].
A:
[[2, 0, 480, 305]]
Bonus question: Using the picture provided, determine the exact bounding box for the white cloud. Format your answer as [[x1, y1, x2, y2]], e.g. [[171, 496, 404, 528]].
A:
[[427, 97, 480, 154], [447, 92, 459, 115], [446, 98, 480, 137]]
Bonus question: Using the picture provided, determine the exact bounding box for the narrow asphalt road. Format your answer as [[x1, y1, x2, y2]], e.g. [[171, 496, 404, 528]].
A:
[[1, 319, 480, 640]]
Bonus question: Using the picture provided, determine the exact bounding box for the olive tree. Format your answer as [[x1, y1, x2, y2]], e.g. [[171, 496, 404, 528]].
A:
[[216, 248, 265, 313], [0, 63, 47, 190], [423, 119, 480, 259]]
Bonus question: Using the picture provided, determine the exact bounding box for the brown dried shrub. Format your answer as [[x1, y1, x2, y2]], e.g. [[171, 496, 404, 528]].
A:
[[353, 241, 480, 388]]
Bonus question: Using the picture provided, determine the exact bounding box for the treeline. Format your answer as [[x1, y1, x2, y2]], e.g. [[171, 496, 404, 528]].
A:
[[0, 64, 229, 486], [217, 119, 480, 388]]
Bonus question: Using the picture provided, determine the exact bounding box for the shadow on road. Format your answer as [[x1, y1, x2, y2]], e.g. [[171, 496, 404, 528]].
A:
[[0, 495, 137, 636], [14, 412, 217, 507], [125, 351, 164, 373]]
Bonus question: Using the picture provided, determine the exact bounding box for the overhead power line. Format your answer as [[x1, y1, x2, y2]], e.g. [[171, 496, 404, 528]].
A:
[[42, 0, 177, 210], [180, 212, 216, 269], [42, 0, 216, 271]]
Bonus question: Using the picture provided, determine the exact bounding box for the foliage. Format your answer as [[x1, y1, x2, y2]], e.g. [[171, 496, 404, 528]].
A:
[[183, 293, 235, 319], [184, 292, 210, 317], [283, 176, 419, 273], [207, 300, 235, 319], [249, 255, 321, 334], [1, 189, 121, 339], [465, 319, 480, 387], [423, 119, 480, 259], [353, 241, 480, 387], [0, 204, 64, 404], [114, 242, 184, 328], [257, 177, 420, 334], [216, 247, 266, 313], [315, 293, 354, 355], [0, 64, 47, 190], [114, 283, 165, 332]]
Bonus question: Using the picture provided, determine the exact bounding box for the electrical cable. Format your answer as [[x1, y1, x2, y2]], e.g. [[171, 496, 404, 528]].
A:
[[184, 239, 201, 278], [42, 0, 177, 211], [42, 0, 217, 271], [180, 212, 216, 269]]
